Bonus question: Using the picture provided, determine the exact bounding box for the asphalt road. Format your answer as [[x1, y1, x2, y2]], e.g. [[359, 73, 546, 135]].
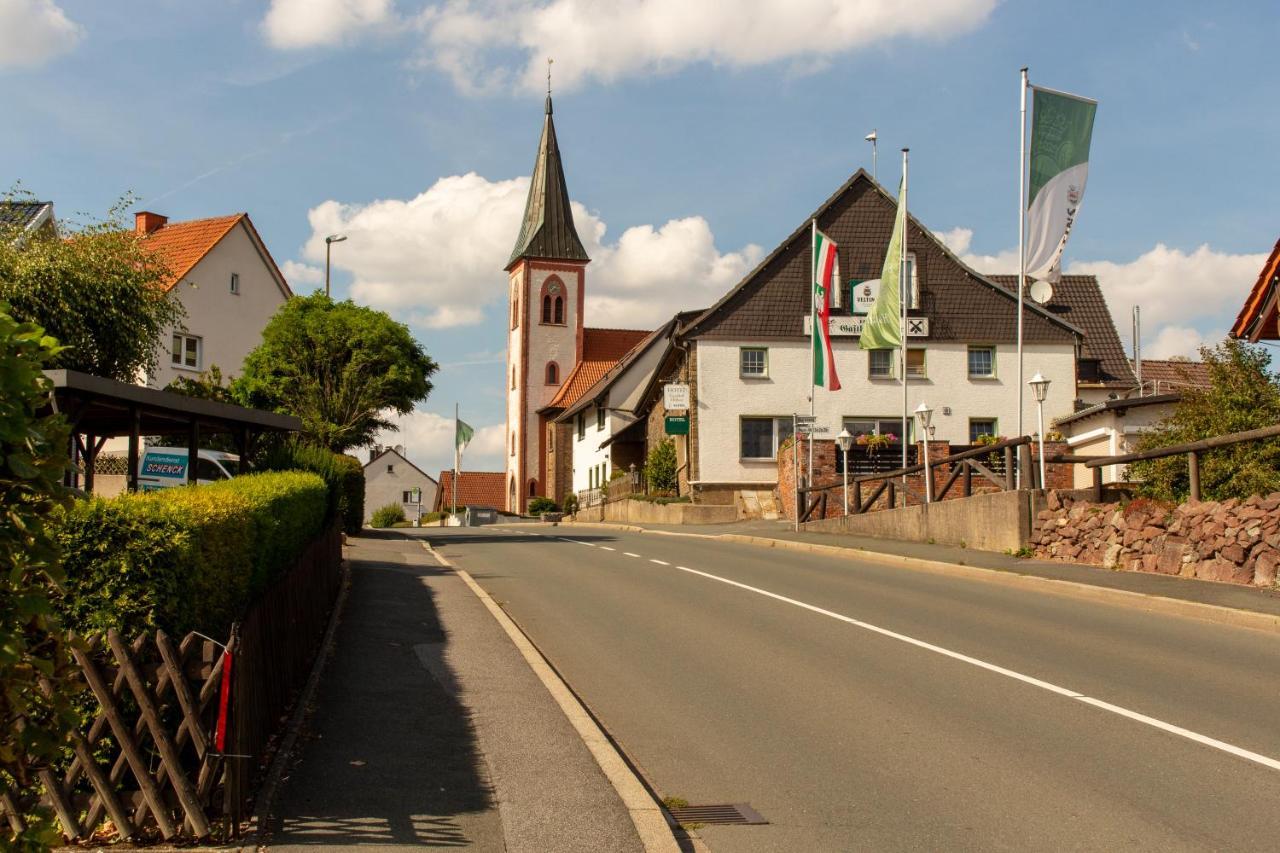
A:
[[424, 525, 1280, 852]]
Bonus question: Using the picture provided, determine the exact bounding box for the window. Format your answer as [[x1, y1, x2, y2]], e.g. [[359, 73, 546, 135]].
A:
[[195, 457, 227, 481], [554, 296, 564, 324], [386, 464, 394, 473], [843, 417, 913, 444], [529, 479, 537, 497], [510, 432, 516, 456], [542, 294, 552, 323], [969, 418, 998, 444], [548, 430, 554, 452], [868, 349, 893, 378], [968, 346, 995, 378], [540, 277, 567, 325], [511, 366, 516, 389], [740, 416, 795, 460], [596, 406, 606, 430], [905, 252, 920, 309], [171, 333, 201, 370], [403, 489, 422, 504], [576, 413, 585, 439], [511, 284, 520, 330], [740, 347, 768, 377], [230, 273, 240, 295], [906, 348, 926, 379], [546, 362, 559, 385]]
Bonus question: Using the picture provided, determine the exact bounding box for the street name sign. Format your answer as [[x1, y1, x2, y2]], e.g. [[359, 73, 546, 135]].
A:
[[663, 383, 691, 411]]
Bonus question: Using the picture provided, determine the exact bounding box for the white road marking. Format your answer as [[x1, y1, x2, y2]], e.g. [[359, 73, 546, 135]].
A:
[[559, 537, 595, 547], [600, 546, 616, 552], [650, 559, 670, 566], [669, 564, 1280, 773], [623, 552, 641, 558]]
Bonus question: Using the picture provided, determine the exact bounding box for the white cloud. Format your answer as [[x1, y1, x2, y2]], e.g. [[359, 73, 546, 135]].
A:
[[0, 0, 83, 69], [281, 259, 324, 287], [415, 0, 999, 94], [262, 0, 396, 50], [302, 171, 761, 329], [1144, 325, 1217, 360], [372, 408, 504, 476]]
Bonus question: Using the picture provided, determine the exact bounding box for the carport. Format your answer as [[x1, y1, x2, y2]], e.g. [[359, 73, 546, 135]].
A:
[[42, 369, 301, 492]]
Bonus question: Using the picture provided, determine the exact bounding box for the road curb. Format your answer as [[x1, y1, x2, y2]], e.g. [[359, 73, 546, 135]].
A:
[[541, 521, 1280, 636], [423, 541, 683, 853]]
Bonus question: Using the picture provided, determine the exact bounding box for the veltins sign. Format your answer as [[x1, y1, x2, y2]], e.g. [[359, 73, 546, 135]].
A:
[[664, 415, 690, 435], [663, 383, 690, 411], [850, 279, 881, 315]]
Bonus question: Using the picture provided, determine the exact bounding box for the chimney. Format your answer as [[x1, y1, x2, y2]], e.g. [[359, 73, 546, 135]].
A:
[[135, 211, 168, 235]]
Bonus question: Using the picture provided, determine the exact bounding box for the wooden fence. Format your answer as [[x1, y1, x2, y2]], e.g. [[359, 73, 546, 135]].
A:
[[1, 525, 343, 844]]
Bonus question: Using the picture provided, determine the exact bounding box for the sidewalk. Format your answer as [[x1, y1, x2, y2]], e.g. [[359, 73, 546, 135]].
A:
[[262, 532, 648, 852], [561, 518, 1280, 621]]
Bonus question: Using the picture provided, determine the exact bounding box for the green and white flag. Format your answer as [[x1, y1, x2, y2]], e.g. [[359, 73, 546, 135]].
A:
[[455, 418, 474, 452], [1025, 86, 1097, 283], [860, 180, 904, 351]]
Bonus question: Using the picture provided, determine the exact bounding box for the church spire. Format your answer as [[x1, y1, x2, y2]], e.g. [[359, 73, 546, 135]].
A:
[[508, 65, 589, 267]]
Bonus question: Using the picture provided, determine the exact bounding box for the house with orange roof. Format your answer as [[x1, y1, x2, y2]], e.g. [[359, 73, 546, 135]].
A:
[[134, 210, 292, 389], [434, 470, 507, 513], [1230, 238, 1280, 342]]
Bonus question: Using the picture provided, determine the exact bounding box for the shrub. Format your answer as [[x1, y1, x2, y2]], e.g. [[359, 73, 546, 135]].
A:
[[562, 493, 579, 515], [370, 503, 407, 528], [528, 496, 559, 515], [259, 441, 365, 535], [645, 439, 678, 493], [56, 471, 328, 638]]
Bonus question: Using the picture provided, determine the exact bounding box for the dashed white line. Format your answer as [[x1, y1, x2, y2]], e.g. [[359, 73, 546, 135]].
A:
[[600, 546, 616, 552], [623, 552, 641, 558], [650, 559, 670, 566]]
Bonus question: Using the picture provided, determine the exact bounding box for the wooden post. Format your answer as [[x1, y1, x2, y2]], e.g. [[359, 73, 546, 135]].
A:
[[887, 480, 896, 509], [853, 480, 862, 514], [83, 433, 96, 494], [963, 461, 973, 497], [126, 407, 140, 493], [1092, 466, 1103, 502], [1188, 451, 1200, 502], [1004, 445, 1015, 490]]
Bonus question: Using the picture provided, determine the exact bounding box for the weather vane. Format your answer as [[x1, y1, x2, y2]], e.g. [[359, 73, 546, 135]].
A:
[[547, 57, 553, 95]]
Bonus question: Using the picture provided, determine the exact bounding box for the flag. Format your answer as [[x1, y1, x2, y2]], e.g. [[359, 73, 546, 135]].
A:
[[811, 227, 842, 391], [455, 418, 474, 452], [861, 180, 904, 351], [1025, 86, 1096, 283]]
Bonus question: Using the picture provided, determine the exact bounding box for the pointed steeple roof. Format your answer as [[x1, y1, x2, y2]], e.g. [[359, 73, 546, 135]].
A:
[[508, 94, 589, 267]]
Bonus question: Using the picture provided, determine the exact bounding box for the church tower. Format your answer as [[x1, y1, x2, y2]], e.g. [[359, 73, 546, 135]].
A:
[[505, 90, 589, 513]]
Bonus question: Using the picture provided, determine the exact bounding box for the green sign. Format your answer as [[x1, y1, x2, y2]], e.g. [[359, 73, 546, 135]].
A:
[[664, 415, 689, 436]]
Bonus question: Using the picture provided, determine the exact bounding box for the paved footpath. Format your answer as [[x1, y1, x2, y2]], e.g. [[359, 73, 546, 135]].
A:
[[263, 532, 647, 852]]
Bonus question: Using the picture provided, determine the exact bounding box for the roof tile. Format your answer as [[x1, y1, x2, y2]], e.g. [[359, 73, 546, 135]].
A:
[[544, 327, 651, 410], [435, 470, 507, 511], [142, 214, 244, 291]]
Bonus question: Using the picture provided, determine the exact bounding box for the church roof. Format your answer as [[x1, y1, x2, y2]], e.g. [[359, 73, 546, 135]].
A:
[[508, 95, 589, 267], [543, 327, 651, 411]]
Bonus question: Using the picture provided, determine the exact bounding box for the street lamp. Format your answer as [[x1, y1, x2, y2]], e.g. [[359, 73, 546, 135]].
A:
[[1028, 372, 1051, 490], [324, 234, 347, 298], [836, 428, 853, 515], [914, 402, 933, 503]]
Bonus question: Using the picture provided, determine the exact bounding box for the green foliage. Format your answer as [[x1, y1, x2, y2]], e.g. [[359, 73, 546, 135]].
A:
[[166, 364, 236, 404], [644, 439, 679, 493], [627, 493, 690, 505], [258, 441, 364, 535], [0, 303, 79, 851], [1130, 339, 1280, 502], [0, 194, 184, 382], [527, 496, 559, 515], [370, 503, 407, 528], [235, 294, 438, 452], [56, 471, 327, 639], [562, 493, 579, 515]]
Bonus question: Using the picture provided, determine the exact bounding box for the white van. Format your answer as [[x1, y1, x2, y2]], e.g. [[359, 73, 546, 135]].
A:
[[137, 447, 240, 491]]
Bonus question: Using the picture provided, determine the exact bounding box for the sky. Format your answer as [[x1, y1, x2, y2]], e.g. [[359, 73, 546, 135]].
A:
[[3, 0, 1278, 476]]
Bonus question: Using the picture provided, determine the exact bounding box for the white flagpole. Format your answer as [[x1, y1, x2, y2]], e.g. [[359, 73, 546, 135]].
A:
[[809, 219, 817, 490], [899, 148, 909, 507], [453, 401, 459, 515], [1017, 67, 1028, 488]]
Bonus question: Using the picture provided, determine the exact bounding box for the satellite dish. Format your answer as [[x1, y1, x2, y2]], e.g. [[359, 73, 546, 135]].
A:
[[1029, 279, 1054, 304]]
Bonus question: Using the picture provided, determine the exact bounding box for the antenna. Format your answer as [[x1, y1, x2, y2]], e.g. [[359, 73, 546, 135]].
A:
[[547, 57, 553, 95]]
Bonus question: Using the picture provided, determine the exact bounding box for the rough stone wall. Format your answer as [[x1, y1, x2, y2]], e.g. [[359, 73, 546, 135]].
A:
[[1033, 491, 1280, 588], [546, 421, 575, 505]]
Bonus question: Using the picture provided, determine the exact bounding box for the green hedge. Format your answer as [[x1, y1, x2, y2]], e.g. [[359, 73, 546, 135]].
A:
[[56, 471, 327, 638], [259, 442, 364, 535]]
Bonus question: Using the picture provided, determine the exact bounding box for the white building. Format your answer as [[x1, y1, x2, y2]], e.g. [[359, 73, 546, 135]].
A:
[[363, 446, 439, 523]]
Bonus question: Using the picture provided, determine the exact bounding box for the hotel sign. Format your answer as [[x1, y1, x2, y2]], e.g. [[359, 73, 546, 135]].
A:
[[803, 316, 929, 337], [663, 383, 690, 411]]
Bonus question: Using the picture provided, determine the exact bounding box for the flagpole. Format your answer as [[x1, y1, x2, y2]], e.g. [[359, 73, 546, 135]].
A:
[[899, 148, 909, 507], [453, 402, 459, 515], [809, 218, 817, 490], [1017, 66, 1028, 488]]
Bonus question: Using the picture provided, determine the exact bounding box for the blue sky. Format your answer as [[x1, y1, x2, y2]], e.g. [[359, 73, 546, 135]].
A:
[[4, 0, 1278, 473]]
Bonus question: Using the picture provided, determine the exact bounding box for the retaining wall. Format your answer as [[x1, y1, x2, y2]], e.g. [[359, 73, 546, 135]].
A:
[[575, 499, 738, 525]]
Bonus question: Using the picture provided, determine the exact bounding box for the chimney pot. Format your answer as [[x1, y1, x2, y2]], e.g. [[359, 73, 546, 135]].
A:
[[135, 211, 167, 235]]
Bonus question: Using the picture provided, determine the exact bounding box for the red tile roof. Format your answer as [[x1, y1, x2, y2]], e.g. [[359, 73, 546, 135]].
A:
[[1133, 359, 1212, 391], [142, 214, 245, 291], [544, 327, 651, 410], [1231, 238, 1280, 341], [435, 470, 507, 511]]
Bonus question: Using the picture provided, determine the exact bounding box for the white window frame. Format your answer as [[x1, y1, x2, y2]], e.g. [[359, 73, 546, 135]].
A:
[[843, 417, 914, 445], [739, 416, 794, 461], [868, 348, 893, 379], [968, 345, 996, 379], [740, 347, 768, 378], [230, 272, 240, 295], [596, 406, 606, 431], [969, 418, 998, 444], [906, 252, 920, 310], [171, 332, 202, 371]]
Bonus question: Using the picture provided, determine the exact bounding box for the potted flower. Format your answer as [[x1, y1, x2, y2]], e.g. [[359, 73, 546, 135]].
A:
[[858, 432, 896, 456]]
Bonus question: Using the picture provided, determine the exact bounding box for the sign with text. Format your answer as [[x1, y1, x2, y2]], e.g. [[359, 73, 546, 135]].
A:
[[664, 415, 690, 435], [803, 315, 929, 337], [663, 383, 691, 411], [850, 279, 881, 315]]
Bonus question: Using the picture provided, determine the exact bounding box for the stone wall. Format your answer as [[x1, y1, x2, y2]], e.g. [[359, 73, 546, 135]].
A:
[[1033, 491, 1280, 588]]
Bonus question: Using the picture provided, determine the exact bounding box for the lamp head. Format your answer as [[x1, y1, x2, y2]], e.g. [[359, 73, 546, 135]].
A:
[[914, 401, 933, 430], [836, 428, 853, 453], [326, 234, 347, 245], [864, 130, 877, 142], [1028, 372, 1050, 403]]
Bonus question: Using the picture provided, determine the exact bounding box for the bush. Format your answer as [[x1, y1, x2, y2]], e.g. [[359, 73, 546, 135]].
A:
[[56, 471, 328, 638], [528, 496, 559, 515], [259, 441, 365, 535], [562, 493, 579, 515], [645, 439, 678, 493], [370, 503, 406, 528]]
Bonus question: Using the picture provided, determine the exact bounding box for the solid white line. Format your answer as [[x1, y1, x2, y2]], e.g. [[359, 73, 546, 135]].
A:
[[669, 563, 1280, 773], [623, 552, 641, 558], [649, 559, 670, 566]]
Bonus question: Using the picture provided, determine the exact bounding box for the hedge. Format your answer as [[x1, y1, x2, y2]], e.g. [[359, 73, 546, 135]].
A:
[[55, 471, 328, 638], [259, 442, 364, 535]]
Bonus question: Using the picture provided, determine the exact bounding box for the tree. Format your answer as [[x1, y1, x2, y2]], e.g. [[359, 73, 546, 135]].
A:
[[0, 303, 79, 851], [235, 294, 437, 452], [0, 195, 184, 382], [1130, 339, 1280, 502], [645, 439, 679, 494]]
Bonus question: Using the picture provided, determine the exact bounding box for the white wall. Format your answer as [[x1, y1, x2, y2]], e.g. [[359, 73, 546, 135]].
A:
[[571, 403, 617, 493], [695, 338, 1078, 486], [363, 452, 439, 522], [151, 222, 289, 389]]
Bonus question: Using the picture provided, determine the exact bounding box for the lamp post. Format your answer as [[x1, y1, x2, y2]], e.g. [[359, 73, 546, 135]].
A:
[[836, 428, 853, 515], [914, 402, 933, 503], [324, 234, 347, 298], [1028, 372, 1051, 490]]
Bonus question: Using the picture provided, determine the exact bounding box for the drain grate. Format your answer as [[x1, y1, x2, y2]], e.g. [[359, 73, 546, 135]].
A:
[[667, 803, 768, 826]]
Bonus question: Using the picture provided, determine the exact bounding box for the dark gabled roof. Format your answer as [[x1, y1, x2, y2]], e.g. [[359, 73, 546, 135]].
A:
[[507, 95, 589, 268], [1133, 358, 1211, 391], [1053, 392, 1181, 429], [0, 201, 54, 235], [680, 170, 1080, 345], [364, 447, 438, 483], [1230, 238, 1280, 341], [989, 275, 1136, 389]]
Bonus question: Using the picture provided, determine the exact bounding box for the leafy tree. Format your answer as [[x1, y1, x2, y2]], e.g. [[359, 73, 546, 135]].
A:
[[1130, 339, 1280, 502], [0, 304, 78, 851], [0, 194, 184, 382], [166, 364, 236, 404], [644, 439, 679, 494], [235, 294, 437, 453]]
